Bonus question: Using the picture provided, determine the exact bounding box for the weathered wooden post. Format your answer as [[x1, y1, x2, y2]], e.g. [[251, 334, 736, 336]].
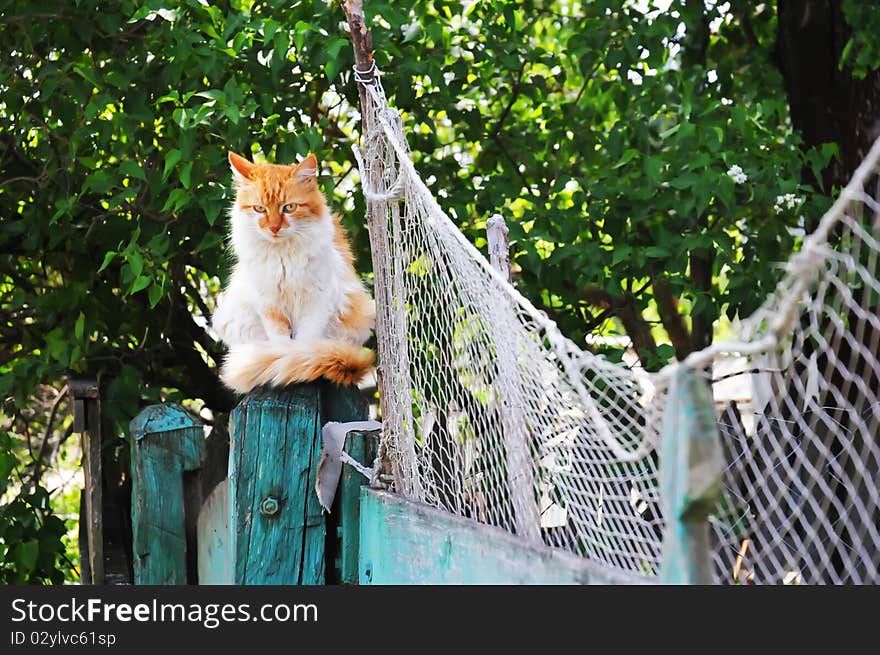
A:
[[228, 382, 367, 585], [658, 367, 723, 584], [130, 404, 205, 584], [320, 388, 376, 585], [335, 429, 376, 583], [70, 379, 103, 585], [486, 214, 542, 544]]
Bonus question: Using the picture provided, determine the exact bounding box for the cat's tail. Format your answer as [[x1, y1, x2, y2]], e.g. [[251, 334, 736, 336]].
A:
[[220, 339, 374, 393]]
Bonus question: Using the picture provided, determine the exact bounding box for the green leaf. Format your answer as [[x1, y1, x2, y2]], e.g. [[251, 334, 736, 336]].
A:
[[669, 172, 699, 190], [839, 38, 854, 70], [97, 251, 116, 273], [402, 22, 422, 44], [130, 275, 152, 295], [74, 312, 85, 342], [645, 246, 672, 259], [262, 18, 280, 45], [612, 149, 639, 169], [120, 160, 147, 182], [127, 250, 144, 279], [659, 124, 680, 139], [194, 231, 223, 253], [201, 199, 225, 225], [163, 149, 182, 181], [162, 188, 189, 213], [612, 247, 632, 265], [13, 540, 39, 574], [72, 64, 100, 89], [180, 161, 194, 189], [148, 281, 164, 308], [326, 37, 348, 59], [51, 198, 71, 224], [644, 157, 664, 184], [0, 448, 14, 493]]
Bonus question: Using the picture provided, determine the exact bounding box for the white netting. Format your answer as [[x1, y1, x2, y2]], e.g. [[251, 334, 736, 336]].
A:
[[353, 66, 880, 584]]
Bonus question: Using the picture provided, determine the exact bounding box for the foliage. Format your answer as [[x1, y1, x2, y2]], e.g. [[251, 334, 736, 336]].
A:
[[1, 0, 368, 427], [0, 431, 73, 584], [363, 0, 841, 366], [841, 0, 880, 79]]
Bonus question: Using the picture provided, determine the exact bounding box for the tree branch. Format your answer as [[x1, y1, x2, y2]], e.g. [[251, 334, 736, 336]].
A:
[[688, 245, 714, 351], [651, 274, 693, 360], [490, 60, 526, 141], [582, 285, 658, 367], [30, 384, 68, 488], [491, 132, 538, 197]]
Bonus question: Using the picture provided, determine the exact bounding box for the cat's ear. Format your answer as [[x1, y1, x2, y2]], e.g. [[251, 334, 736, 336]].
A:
[[294, 153, 318, 185], [228, 151, 256, 181]]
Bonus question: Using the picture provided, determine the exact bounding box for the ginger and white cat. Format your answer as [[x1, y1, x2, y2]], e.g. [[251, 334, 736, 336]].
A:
[[212, 151, 375, 392]]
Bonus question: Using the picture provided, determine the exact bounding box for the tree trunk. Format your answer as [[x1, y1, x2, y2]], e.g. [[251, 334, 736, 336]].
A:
[[776, 0, 880, 191]]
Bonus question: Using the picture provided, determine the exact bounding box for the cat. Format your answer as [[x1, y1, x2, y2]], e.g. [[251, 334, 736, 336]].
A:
[[211, 151, 375, 393]]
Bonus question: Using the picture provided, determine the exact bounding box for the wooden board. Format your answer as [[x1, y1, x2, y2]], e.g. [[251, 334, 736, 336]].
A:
[[70, 379, 103, 584], [358, 488, 647, 585], [130, 404, 205, 585], [320, 382, 370, 584], [197, 480, 232, 585], [658, 368, 723, 584], [229, 385, 326, 585]]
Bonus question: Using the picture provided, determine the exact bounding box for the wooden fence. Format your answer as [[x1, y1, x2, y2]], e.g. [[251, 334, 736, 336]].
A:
[[77, 367, 721, 585], [128, 381, 370, 585]]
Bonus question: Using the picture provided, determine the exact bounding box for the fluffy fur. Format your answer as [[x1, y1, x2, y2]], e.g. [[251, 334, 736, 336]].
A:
[[212, 151, 375, 392]]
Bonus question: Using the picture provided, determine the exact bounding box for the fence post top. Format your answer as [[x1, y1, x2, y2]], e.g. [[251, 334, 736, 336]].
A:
[[129, 403, 204, 441], [69, 378, 99, 398]]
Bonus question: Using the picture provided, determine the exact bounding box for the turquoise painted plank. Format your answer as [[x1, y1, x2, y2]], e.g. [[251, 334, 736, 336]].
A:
[[658, 368, 723, 584], [320, 382, 369, 584], [358, 488, 648, 585], [338, 430, 373, 584], [130, 404, 205, 585], [229, 385, 326, 584]]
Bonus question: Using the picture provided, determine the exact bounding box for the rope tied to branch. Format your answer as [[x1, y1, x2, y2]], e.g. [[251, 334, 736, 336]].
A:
[[353, 60, 381, 88]]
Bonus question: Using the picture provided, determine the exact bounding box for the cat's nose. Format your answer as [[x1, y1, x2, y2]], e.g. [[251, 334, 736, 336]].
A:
[[269, 224, 281, 234]]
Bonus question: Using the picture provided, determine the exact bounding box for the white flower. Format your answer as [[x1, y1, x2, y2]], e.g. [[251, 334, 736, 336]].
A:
[[726, 164, 748, 185], [773, 193, 802, 214]]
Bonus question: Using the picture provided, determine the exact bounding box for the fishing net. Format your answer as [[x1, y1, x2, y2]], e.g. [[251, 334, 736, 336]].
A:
[[352, 64, 880, 584]]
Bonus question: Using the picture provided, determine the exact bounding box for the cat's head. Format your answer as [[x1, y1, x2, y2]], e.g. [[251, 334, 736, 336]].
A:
[[228, 151, 327, 241]]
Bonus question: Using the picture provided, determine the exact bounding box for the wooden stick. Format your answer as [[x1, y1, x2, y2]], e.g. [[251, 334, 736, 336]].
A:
[[342, 1, 373, 77], [130, 404, 205, 584], [342, 1, 375, 145], [486, 214, 511, 281], [486, 215, 542, 543], [341, 0, 422, 497], [732, 538, 751, 583], [70, 379, 103, 585]]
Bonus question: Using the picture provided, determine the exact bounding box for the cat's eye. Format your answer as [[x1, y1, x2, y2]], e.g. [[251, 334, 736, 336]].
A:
[[253, 205, 266, 213], [282, 203, 297, 213]]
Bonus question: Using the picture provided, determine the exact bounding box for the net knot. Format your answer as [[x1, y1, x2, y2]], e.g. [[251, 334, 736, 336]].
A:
[[353, 60, 380, 86]]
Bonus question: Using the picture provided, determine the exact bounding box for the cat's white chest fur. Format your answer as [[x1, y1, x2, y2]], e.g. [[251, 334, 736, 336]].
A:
[[213, 209, 351, 344], [259, 237, 344, 336]]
